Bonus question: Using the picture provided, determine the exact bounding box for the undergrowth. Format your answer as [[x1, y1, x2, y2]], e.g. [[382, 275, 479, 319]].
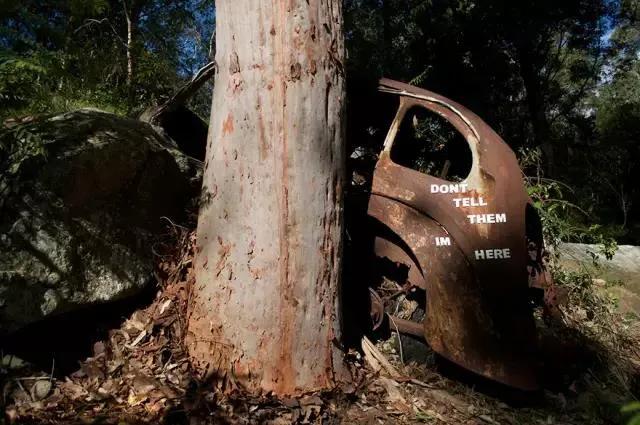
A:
[[520, 147, 640, 423]]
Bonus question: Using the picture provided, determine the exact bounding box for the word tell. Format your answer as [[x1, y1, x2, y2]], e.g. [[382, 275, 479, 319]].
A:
[[474, 248, 511, 260], [453, 197, 487, 207]]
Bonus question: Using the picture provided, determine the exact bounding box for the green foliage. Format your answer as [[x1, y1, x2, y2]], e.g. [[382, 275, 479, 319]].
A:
[[0, 49, 129, 120], [520, 143, 640, 422], [0, 0, 214, 122], [520, 147, 621, 255], [68, 0, 109, 17], [622, 402, 640, 425], [553, 267, 620, 324], [0, 52, 47, 106], [127, 49, 183, 114]]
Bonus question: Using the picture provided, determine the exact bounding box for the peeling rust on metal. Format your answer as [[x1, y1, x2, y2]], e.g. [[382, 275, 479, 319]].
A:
[[355, 78, 556, 391]]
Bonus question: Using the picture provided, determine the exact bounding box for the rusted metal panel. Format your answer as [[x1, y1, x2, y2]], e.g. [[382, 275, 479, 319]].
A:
[[365, 78, 541, 390]]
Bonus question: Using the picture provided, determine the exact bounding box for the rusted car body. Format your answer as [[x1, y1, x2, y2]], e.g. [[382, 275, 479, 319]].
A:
[[361, 78, 545, 391]]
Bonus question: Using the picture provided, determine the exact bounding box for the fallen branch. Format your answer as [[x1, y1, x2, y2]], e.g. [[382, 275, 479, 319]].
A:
[[361, 336, 401, 379], [145, 61, 217, 125]]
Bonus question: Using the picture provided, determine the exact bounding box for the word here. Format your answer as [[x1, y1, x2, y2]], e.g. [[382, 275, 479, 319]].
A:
[[474, 248, 511, 260]]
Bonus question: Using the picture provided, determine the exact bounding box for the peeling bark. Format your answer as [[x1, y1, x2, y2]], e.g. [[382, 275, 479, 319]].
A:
[[186, 0, 348, 395]]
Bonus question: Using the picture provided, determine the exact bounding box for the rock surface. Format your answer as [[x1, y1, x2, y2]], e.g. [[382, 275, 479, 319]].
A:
[[558, 243, 640, 289], [558, 243, 640, 314], [0, 109, 202, 334]]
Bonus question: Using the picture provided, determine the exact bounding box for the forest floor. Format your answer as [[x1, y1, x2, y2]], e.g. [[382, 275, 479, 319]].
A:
[[1, 228, 639, 425]]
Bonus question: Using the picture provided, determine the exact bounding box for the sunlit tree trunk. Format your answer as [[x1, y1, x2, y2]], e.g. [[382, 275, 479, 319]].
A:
[[122, 0, 137, 86], [186, 0, 348, 395]]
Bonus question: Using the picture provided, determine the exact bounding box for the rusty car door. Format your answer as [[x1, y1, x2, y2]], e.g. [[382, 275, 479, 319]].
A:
[[366, 78, 539, 390]]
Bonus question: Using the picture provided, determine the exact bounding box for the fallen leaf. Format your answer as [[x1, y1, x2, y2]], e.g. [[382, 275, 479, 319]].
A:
[[375, 377, 406, 404], [30, 380, 52, 401]]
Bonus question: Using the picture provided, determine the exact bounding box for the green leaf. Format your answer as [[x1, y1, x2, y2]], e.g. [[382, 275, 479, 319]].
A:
[[621, 402, 640, 413]]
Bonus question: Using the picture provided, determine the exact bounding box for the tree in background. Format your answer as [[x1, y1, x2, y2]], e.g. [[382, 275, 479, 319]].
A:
[[590, 0, 640, 238], [1, 0, 638, 243], [0, 0, 214, 119]]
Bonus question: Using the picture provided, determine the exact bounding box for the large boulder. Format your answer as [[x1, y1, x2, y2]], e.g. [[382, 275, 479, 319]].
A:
[[558, 243, 640, 314], [558, 243, 640, 289], [0, 109, 202, 334]]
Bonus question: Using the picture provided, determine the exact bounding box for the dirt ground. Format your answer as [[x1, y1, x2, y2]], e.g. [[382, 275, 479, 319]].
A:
[[2, 230, 639, 424]]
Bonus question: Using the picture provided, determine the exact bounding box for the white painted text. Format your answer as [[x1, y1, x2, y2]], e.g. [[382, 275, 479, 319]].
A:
[[430, 183, 468, 194], [435, 237, 451, 246], [453, 197, 488, 207], [467, 213, 507, 224], [474, 248, 511, 260]]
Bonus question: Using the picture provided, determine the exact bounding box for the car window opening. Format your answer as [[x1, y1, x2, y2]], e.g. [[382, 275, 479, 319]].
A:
[[390, 106, 472, 182]]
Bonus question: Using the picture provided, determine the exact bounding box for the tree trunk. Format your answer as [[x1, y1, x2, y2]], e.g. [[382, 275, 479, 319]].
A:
[[122, 0, 136, 86], [186, 0, 348, 396], [382, 0, 392, 74]]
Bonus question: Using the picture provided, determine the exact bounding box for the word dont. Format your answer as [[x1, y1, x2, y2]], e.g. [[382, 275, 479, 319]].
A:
[[430, 183, 468, 194], [474, 248, 511, 260], [467, 213, 507, 224]]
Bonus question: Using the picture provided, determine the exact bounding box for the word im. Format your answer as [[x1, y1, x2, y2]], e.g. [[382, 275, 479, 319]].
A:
[[430, 183, 468, 194], [474, 248, 511, 260], [435, 237, 451, 246], [467, 213, 507, 224]]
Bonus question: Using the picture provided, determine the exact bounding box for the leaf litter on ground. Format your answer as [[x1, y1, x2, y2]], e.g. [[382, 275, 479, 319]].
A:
[[1, 226, 639, 424]]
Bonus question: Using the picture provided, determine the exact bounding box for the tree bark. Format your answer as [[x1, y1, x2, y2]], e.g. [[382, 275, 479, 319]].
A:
[[382, 0, 392, 74], [122, 0, 137, 86], [186, 0, 348, 396]]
